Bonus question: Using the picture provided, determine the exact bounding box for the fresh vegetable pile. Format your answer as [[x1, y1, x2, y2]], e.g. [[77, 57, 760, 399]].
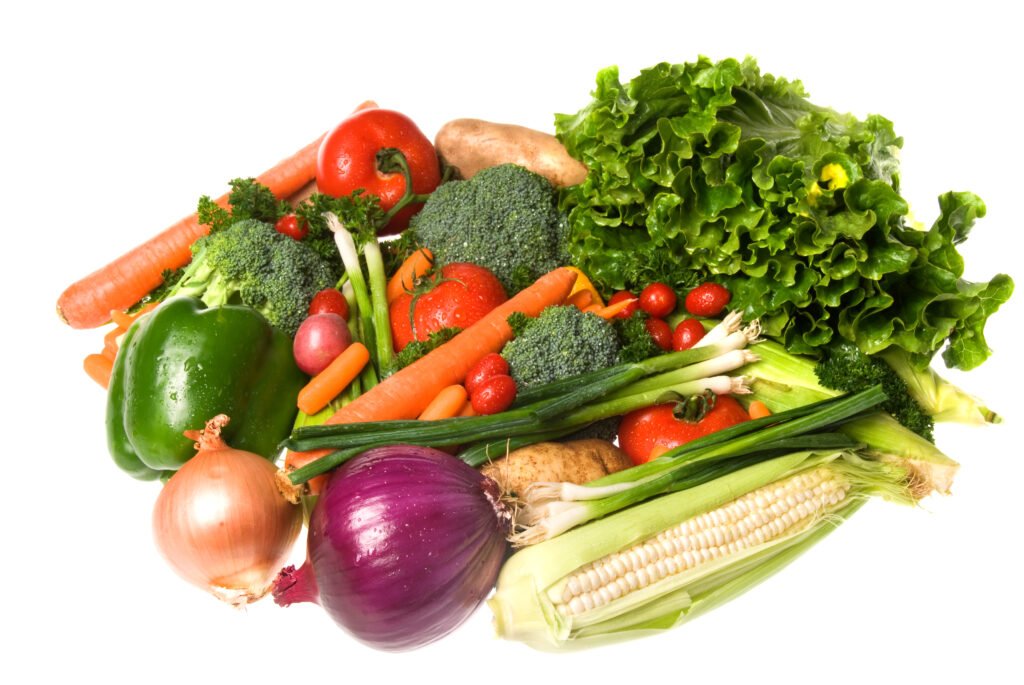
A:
[[60, 57, 1011, 652]]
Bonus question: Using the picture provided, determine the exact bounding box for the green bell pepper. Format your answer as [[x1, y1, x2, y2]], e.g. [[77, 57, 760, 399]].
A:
[[106, 296, 306, 479]]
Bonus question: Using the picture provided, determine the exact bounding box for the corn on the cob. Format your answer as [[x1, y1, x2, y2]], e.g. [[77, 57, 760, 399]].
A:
[[490, 450, 914, 648], [551, 466, 848, 623]]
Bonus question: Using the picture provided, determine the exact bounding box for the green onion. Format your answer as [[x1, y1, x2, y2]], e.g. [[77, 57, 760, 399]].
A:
[[513, 386, 888, 544]]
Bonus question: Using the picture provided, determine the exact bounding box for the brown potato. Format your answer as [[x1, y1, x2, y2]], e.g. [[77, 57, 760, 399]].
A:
[[480, 439, 633, 496], [434, 118, 588, 188]]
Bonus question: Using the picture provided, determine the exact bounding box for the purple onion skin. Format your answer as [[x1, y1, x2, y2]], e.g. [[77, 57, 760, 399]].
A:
[[303, 445, 510, 651]]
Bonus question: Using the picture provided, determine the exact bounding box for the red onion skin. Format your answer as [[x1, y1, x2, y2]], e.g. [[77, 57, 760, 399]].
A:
[[273, 445, 510, 651]]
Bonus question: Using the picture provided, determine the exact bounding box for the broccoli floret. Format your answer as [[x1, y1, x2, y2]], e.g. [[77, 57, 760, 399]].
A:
[[167, 219, 339, 336], [409, 164, 570, 293], [814, 342, 934, 441], [502, 305, 620, 389]]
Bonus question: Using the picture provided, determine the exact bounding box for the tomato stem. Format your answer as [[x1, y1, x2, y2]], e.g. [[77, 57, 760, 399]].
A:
[[376, 148, 432, 224]]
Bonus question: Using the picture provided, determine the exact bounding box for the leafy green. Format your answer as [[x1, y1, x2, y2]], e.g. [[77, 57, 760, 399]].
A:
[[197, 178, 289, 235], [556, 57, 1012, 370], [382, 326, 461, 377], [614, 313, 662, 363]]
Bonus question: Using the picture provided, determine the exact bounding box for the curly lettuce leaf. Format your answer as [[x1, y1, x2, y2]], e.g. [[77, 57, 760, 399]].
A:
[[556, 56, 1012, 370]]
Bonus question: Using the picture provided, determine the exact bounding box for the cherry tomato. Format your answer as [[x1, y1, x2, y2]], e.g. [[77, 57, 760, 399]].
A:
[[645, 318, 673, 351], [470, 374, 517, 415], [309, 288, 350, 320], [672, 318, 706, 351], [639, 282, 677, 319], [607, 291, 639, 319], [389, 263, 508, 352], [465, 353, 510, 395], [618, 395, 751, 465], [274, 214, 308, 241], [316, 108, 441, 235], [685, 282, 731, 317]]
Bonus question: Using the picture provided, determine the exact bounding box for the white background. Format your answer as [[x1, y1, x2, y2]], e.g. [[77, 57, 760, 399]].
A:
[[3, 1, 1022, 683]]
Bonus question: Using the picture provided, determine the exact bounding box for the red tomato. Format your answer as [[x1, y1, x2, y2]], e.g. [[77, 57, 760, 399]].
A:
[[309, 288, 350, 320], [389, 263, 508, 352], [685, 282, 731, 317], [316, 108, 441, 235], [645, 318, 673, 351], [274, 214, 308, 241], [607, 291, 639, 319], [639, 282, 677, 319], [465, 353, 510, 395], [672, 318, 706, 351], [618, 395, 751, 465], [470, 374, 517, 415]]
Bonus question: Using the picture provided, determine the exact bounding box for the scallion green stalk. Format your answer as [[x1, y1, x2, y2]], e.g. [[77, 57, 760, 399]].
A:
[[362, 239, 394, 372], [329, 214, 377, 372], [512, 386, 888, 544]]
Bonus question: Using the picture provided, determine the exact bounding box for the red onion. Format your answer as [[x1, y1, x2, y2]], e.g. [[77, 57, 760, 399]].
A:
[[273, 445, 511, 651]]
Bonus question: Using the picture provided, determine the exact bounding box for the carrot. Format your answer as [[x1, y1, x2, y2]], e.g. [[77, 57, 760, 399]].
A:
[[418, 384, 468, 421], [103, 326, 126, 357], [285, 267, 578, 491], [458, 401, 477, 417], [55, 101, 382, 330], [748, 400, 773, 420], [386, 248, 434, 303], [566, 289, 593, 310], [297, 343, 370, 416], [83, 354, 113, 389], [590, 297, 638, 320]]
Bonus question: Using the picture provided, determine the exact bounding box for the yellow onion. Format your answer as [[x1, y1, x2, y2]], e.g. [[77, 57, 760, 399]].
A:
[[153, 415, 302, 606]]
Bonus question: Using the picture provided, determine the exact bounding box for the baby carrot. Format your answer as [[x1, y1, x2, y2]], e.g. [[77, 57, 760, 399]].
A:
[[590, 297, 638, 320], [297, 343, 370, 415], [386, 248, 434, 303], [418, 384, 469, 421], [83, 353, 114, 389], [103, 326, 126, 357], [748, 400, 773, 419]]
